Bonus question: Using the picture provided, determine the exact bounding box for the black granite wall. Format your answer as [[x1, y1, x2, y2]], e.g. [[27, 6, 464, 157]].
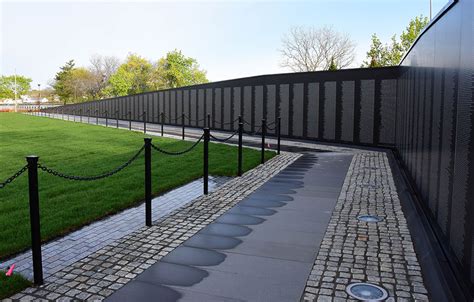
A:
[[48, 67, 399, 146], [396, 0, 474, 291]]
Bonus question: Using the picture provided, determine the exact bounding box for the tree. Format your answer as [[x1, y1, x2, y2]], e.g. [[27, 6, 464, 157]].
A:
[[362, 15, 429, 67], [69, 68, 96, 102], [53, 60, 76, 104], [328, 57, 338, 71], [88, 55, 120, 98], [279, 26, 356, 72], [106, 54, 153, 96], [0, 75, 32, 99], [152, 50, 208, 89]]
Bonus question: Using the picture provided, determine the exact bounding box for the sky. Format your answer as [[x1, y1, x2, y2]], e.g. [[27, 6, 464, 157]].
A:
[[0, 0, 448, 88]]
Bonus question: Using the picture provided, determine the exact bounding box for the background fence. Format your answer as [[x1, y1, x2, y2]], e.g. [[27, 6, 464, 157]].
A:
[[41, 0, 474, 295]]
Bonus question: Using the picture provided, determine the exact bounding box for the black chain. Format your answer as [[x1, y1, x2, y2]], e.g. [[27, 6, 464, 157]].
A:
[[151, 135, 204, 155], [210, 130, 239, 142], [266, 124, 276, 131], [184, 114, 206, 123], [0, 165, 28, 189], [244, 126, 263, 136], [38, 146, 145, 181], [220, 117, 240, 126]]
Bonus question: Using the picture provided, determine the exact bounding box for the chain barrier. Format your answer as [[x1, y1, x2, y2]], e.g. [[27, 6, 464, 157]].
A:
[[183, 114, 206, 123], [37, 146, 145, 181], [210, 130, 239, 142], [219, 117, 240, 126], [151, 135, 204, 156], [243, 126, 263, 136], [265, 124, 276, 131], [0, 165, 28, 189]]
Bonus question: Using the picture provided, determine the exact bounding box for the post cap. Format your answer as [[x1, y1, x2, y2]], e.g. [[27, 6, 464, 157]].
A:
[[26, 155, 39, 162]]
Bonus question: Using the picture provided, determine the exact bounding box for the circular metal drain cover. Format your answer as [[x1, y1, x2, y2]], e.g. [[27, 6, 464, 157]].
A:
[[346, 283, 388, 301], [358, 215, 383, 223]]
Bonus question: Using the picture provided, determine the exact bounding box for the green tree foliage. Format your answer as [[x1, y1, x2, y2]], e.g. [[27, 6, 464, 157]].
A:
[[0, 75, 32, 99], [328, 57, 338, 71], [52, 50, 208, 102], [53, 60, 76, 104], [362, 15, 429, 67], [154, 50, 208, 89], [105, 54, 153, 96]]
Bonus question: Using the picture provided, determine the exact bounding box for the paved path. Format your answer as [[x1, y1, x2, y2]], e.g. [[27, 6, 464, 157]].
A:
[[12, 113, 430, 301], [106, 152, 353, 301], [9, 153, 299, 301], [1, 177, 229, 281]]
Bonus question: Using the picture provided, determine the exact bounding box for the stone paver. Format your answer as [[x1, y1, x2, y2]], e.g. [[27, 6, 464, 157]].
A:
[[1, 176, 229, 280], [301, 152, 429, 301], [9, 152, 300, 301], [18, 113, 430, 301]]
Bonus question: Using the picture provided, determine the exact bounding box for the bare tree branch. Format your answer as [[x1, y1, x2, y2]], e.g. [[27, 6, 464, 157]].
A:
[[279, 26, 356, 71]]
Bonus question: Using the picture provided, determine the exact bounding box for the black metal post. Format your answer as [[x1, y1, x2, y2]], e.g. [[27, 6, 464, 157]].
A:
[[26, 156, 43, 286], [105, 111, 108, 127], [128, 111, 131, 131], [143, 111, 146, 134], [144, 138, 152, 226], [203, 128, 209, 195], [116, 110, 119, 128], [277, 116, 281, 155], [182, 113, 185, 140], [96, 110, 98, 125], [261, 119, 266, 164], [207, 113, 211, 128], [238, 120, 243, 177], [80, 109, 82, 123], [161, 112, 164, 136]]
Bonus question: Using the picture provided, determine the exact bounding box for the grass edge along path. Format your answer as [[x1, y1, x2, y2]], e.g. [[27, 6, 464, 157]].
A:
[[0, 272, 31, 300], [0, 113, 275, 261]]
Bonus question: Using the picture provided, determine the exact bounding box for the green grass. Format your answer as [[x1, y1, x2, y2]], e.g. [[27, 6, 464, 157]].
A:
[[0, 272, 31, 299], [0, 113, 275, 260]]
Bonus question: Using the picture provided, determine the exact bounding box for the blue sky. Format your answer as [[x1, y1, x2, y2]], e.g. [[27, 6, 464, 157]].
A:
[[1, 0, 446, 87]]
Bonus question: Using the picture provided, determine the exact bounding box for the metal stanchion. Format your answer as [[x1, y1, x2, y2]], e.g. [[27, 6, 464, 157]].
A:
[[144, 138, 152, 226], [161, 112, 164, 136], [238, 118, 243, 176], [182, 113, 185, 140], [26, 156, 43, 286], [261, 119, 266, 164], [203, 128, 209, 194]]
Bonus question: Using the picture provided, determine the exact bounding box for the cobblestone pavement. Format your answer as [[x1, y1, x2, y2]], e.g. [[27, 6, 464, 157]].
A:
[[301, 152, 429, 301], [1, 177, 229, 281], [17, 113, 430, 301], [8, 153, 300, 301]]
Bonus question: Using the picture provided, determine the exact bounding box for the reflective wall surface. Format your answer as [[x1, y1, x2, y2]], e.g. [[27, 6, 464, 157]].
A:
[[397, 0, 474, 292], [44, 0, 474, 293], [50, 67, 399, 147]]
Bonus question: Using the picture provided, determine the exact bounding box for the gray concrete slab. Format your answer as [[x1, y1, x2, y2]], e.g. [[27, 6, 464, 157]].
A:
[[106, 152, 353, 301]]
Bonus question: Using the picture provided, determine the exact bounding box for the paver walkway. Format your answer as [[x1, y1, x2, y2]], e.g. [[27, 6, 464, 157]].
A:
[[106, 152, 353, 301], [12, 113, 430, 301], [9, 153, 300, 301], [1, 177, 229, 281]]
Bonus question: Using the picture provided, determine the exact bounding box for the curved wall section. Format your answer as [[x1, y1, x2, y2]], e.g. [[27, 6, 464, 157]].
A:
[[397, 0, 474, 292], [46, 67, 399, 147]]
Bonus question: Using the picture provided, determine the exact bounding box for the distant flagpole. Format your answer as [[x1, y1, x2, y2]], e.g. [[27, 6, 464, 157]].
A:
[[14, 69, 18, 112]]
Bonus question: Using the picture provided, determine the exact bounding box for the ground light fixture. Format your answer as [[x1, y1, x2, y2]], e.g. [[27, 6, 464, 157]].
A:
[[346, 282, 389, 301], [357, 215, 383, 223]]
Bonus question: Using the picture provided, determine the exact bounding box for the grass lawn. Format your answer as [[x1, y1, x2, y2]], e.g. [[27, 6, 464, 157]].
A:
[[0, 272, 31, 299], [0, 113, 275, 260]]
